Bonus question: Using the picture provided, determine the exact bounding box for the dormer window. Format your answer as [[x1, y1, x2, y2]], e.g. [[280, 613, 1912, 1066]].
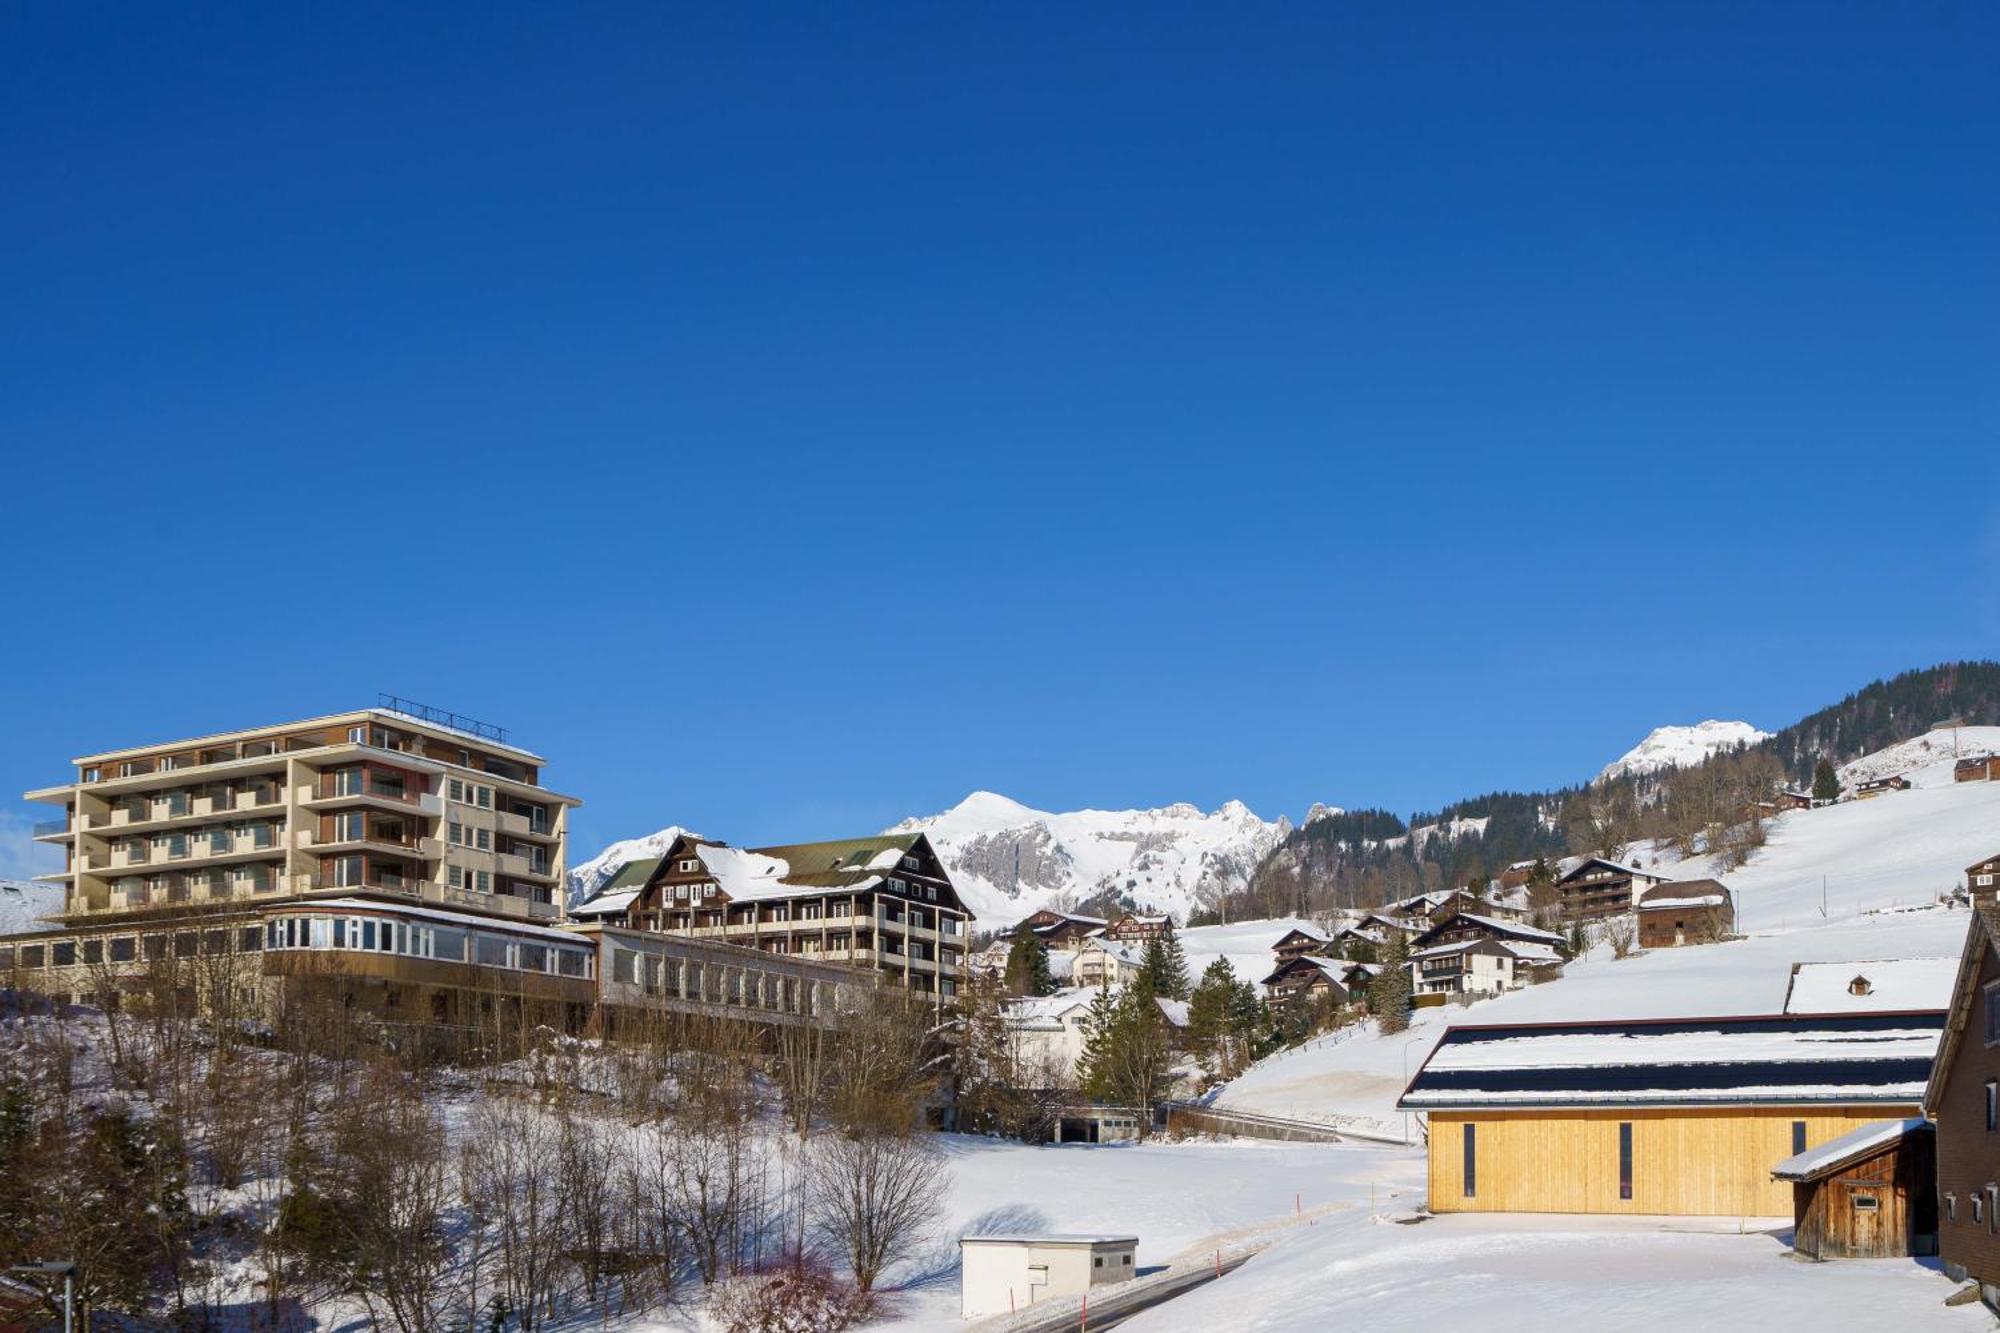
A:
[[1848, 976, 1872, 997]]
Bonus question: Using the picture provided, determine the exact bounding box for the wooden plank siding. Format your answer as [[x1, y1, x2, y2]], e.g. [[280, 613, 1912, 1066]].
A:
[[1427, 1106, 1916, 1216]]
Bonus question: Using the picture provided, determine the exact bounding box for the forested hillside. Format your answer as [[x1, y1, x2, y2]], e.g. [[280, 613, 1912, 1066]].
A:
[[1228, 661, 2000, 921]]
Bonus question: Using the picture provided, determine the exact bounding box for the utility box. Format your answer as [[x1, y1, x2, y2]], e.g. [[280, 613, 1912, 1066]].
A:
[[958, 1234, 1139, 1319]]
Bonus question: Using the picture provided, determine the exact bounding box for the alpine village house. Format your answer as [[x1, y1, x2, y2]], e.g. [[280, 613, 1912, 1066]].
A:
[[569, 830, 972, 1008]]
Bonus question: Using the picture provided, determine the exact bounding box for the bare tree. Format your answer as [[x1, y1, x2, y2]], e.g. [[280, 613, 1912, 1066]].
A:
[[1602, 914, 1637, 960], [802, 1131, 946, 1294], [463, 1091, 570, 1332]]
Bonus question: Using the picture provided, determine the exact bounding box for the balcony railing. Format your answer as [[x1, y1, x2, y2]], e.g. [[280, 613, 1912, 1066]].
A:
[[32, 819, 69, 838]]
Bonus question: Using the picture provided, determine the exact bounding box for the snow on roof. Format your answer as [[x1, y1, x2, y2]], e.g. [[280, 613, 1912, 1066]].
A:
[[1771, 1117, 1929, 1181], [1439, 912, 1564, 944], [1562, 857, 1666, 881], [1497, 942, 1564, 964], [1004, 988, 1098, 1024], [1156, 996, 1191, 1027], [1639, 895, 1728, 910], [570, 888, 640, 917], [1399, 1012, 1945, 1110], [1783, 958, 1958, 1014], [1083, 937, 1145, 964], [960, 1234, 1137, 1247], [1048, 951, 1076, 980]]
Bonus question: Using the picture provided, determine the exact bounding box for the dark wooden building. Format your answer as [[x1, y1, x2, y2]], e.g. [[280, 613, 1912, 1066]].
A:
[[1956, 756, 2000, 784], [1271, 926, 1332, 965], [1553, 858, 1668, 923], [1020, 908, 1107, 949], [1967, 854, 2000, 904], [1260, 953, 1353, 1005], [1635, 880, 1735, 949], [1854, 775, 1911, 799], [1923, 906, 2000, 1311], [1772, 1117, 1935, 1260], [1103, 912, 1173, 942]]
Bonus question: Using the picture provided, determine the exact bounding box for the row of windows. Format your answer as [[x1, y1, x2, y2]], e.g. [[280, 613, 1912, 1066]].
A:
[[447, 866, 494, 893], [447, 779, 494, 809], [265, 913, 595, 979], [2, 926, 264, 971], [1461, 1119, 1656, 1201], [607, 947, 829, 1014]]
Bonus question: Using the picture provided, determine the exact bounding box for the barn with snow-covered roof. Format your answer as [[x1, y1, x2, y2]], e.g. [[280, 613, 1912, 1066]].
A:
[[1399, 1008, 1946, 1217]]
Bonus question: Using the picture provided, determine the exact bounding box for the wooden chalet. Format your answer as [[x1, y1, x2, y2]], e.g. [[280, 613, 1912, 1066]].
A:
[[1922, 907, 2000, 1308], [1271, 926, 1332, 965], [1772, 1117, 1935, 1259], [1409, 911, 1564, 956], [1402, 1009, 1946, 1217], [1261, 953, 1355, 1006], [1775, 788, 1814, 812], [1635, 880, 1735, 949], [1553, 858, 1669, 923], [1499, 860, 1540, 891], [1967, 853, 2000, 903], [570, 831, 972, 1003], [1854, 774, 1911, 799], [1102, 912, 1172, 942], [1019, 908, 1108, 949], [1956, 755, 2000, 784]]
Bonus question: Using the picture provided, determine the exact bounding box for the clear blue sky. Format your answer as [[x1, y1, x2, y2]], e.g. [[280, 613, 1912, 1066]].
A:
[[2, 3, 1994, 872]]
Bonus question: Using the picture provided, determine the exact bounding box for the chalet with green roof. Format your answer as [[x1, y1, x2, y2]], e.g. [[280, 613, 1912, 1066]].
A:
[[573, 830, 972, 1004]]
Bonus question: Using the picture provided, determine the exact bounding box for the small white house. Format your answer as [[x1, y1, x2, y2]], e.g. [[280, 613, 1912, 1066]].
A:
[[958, 1233, 1139, 1318]]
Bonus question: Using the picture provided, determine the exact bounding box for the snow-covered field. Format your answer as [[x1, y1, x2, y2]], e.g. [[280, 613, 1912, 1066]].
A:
[[866, 1136, 1415, 1330], [1179, 917, 1320, 989], [1120, 1206, 1983, 1332]]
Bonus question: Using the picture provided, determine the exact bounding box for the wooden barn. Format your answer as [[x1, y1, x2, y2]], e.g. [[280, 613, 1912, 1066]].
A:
[[1771, 1117, 1936, 1259], [1966, 853, 2000, 903], [1635, 880, 1735, 948], [1399, 1010, 1945, 1217], [1955, 755, 2000, 783]]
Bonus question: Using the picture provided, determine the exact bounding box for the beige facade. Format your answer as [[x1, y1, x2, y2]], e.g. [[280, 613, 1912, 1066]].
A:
[[25, 707, 580, 929]]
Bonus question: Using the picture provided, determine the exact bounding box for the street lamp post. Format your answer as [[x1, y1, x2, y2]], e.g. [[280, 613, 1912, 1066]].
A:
[[1402, 1034, 1428, 1146], [6, 1262, 75, 1333]]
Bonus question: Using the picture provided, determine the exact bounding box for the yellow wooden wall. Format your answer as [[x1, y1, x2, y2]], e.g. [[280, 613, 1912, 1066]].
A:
[[1426, 1105, 1919, 1216]]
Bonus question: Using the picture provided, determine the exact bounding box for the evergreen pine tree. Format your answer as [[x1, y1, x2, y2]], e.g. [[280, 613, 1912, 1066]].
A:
[[1157, 926, 1191, 1000], [1811, 758, 1841, 804], [1186, 958, 1239, 1076], [1003, 928, 1054, 996], [1368, 933, 1414, 1035]]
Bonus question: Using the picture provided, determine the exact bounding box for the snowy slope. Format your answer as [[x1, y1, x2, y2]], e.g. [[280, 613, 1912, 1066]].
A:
[[889, 792, 1295, 927], [1180, 917, 1323, 989], [1596, 719, 1772, 782], [1214, 752, 2000, 1138], [1837, 724, 2000, 789], [566, 826, 694, 905], [0, 879, 62, 935]]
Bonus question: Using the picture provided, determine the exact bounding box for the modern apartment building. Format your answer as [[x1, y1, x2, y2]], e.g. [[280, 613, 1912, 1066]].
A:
[[571, 830, 973, 1004], [26, 701, 579, 927]]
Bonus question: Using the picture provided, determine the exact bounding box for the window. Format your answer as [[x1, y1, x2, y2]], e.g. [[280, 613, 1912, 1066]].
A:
[[1093, 1257, 1103, 1269], [476, 871, 491, 892], [349, 725, 367, 744], [1462, 1123, 1477, 1198], [1852, 1193, 1879, 1212], [476, 828, 490, 851], [1619, 1122, 1634, 1200], [1986, 983, 2000, 1045], [1973, 1193, 1983, 1225], [1792, 1121, 1807, 1156], [449, 779, 465, 802], [82, 766, 99, 783], [448, 865, 463, 888], [1981, 874, 1995, 887], [1121, 1255, 1132, 1266], [1947, 1193, 1958, 1223], [1990, 1185, 1999, 1236], [1986, 1080, 1996, 1132]]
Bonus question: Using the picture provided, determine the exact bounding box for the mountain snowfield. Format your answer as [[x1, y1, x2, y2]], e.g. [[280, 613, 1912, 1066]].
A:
[[566, 825, 695, 904], [1595, 718, 1772, 782], [886, 791, 1295, 925], [1209, 732, 2000, 1140]]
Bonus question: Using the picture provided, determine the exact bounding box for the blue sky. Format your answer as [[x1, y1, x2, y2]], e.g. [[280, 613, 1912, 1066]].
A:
[[1, 3, 1994, 871]]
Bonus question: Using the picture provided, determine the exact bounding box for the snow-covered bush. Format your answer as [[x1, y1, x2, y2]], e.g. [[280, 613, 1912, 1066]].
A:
[[707, 1263, 874, 1333]]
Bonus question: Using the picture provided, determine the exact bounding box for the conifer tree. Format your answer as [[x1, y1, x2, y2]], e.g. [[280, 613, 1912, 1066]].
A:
[[1003, 928, 1054, 996], [1153, 926, 1191, 1001], [1811, 758, 1841, 804], [1369, 933, 1414, 1035]]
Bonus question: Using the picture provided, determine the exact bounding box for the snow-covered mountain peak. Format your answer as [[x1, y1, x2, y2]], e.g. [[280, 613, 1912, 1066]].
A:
[[1598, 719, 1772, 782], [566, 824, 696, 905], [1304, 802, 1345, 826]]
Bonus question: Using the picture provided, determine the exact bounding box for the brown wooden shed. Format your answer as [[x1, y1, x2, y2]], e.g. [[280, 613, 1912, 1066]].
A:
[[1771, 1117, 1936, 1260]]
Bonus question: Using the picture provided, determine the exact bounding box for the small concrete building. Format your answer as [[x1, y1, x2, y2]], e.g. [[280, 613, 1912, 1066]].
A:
[[958, 1234, 1138, 1318]]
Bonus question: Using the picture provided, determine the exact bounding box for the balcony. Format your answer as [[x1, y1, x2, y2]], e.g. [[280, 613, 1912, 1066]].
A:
[[291, 873, 560, 923], [498, 850, 555, 881], [496, 809, 557, 840], [32, 819, 72, 841]]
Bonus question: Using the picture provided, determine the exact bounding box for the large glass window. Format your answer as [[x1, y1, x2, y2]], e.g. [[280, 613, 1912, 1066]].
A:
[[475, 936, 509, 968], [433, 928, 467, 962]]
